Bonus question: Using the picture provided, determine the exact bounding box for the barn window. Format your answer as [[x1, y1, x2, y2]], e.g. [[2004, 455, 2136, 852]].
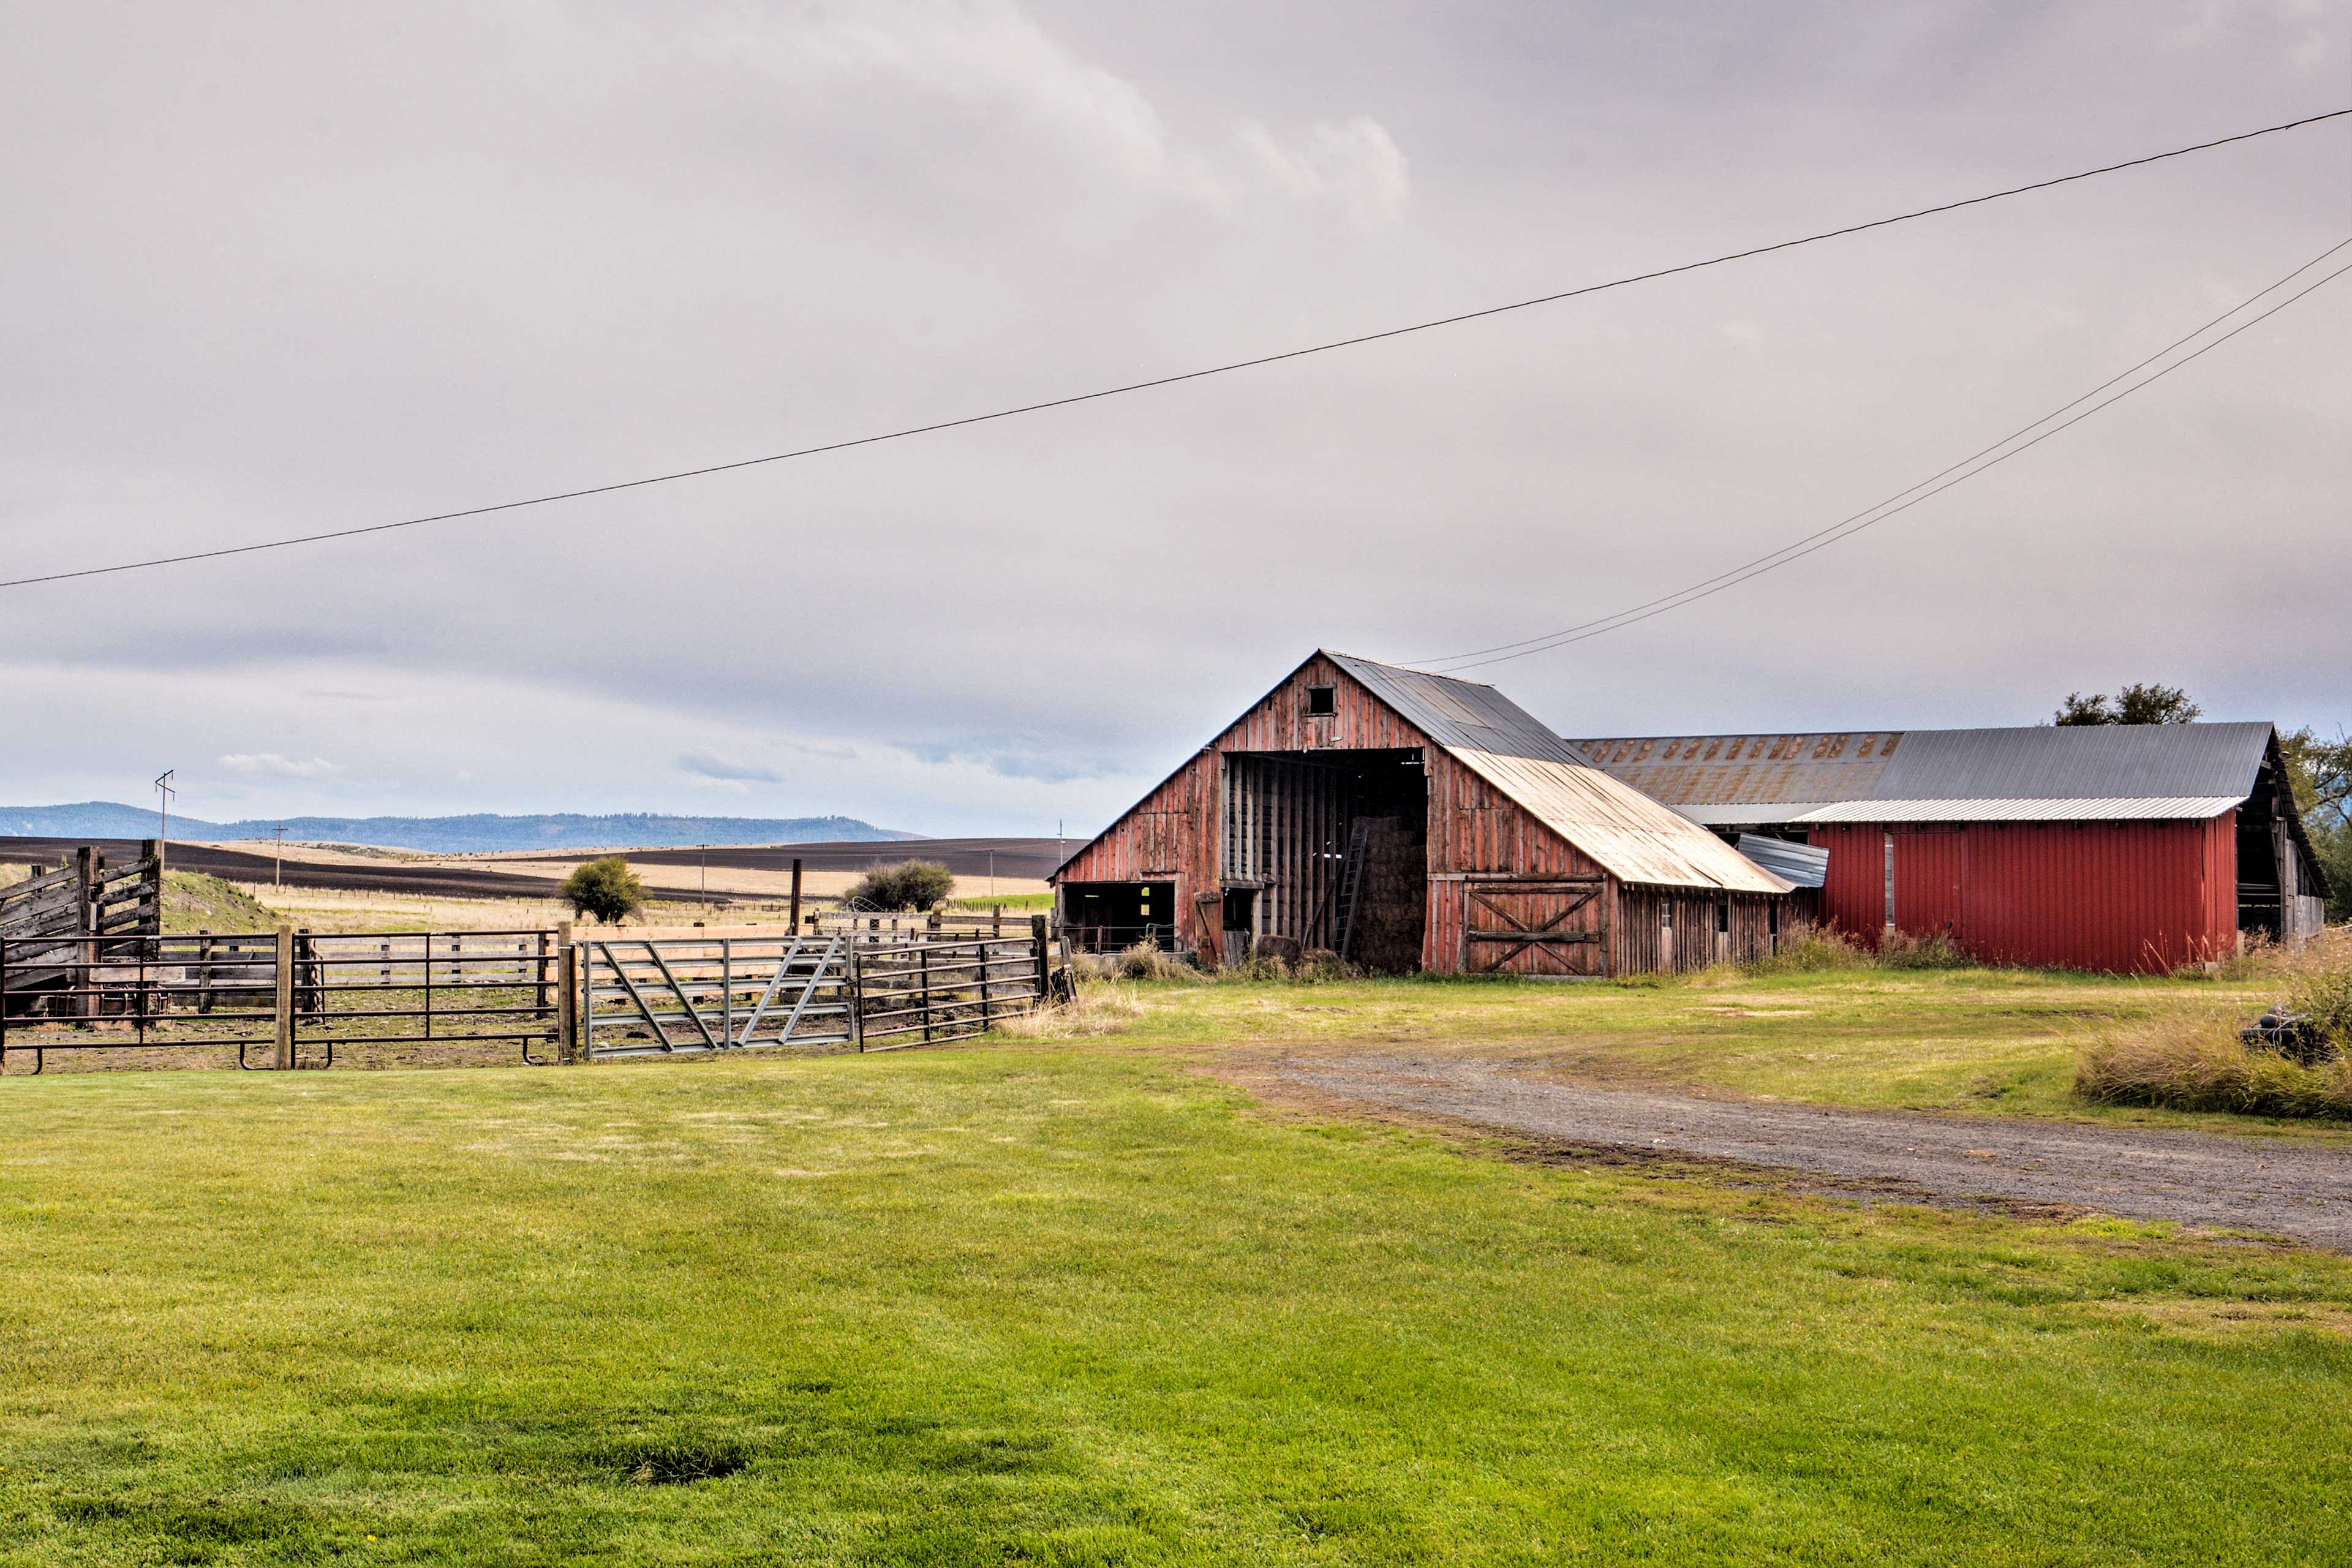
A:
[[1305, 685, 1336, 717], [1717, 898, 1730, 934], [1661, 905, 1673, 932]]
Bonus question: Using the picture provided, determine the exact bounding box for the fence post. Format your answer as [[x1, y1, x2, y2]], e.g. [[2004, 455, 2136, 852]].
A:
[[557, 938, 579, 1065], [919, 941, 932, 1046], [273, 923, 295, 1069], [788, 858, 803, 933], [849, 937, 865, 1053], [74, 847, 96, 1020], [1031, 915, 1050, 1003]]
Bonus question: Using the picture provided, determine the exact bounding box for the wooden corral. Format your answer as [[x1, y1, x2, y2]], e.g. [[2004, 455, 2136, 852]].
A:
[[1054, 652, 1792, 976]]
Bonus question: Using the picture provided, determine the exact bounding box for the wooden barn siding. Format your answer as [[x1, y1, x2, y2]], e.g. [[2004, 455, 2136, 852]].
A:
[[1807, 817, 2239, 973], [1614, 889, 1778, 974], [1058, 655, 1436, 960], [1060, 654, 1774, 974]]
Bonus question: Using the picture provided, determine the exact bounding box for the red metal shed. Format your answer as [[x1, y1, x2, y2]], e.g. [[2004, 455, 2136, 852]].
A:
[[1575, 723, 2330, 972]]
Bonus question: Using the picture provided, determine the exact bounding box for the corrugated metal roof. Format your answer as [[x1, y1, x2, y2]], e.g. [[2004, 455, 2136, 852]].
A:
[[1791, 796, 2245, 823], [1450, 749, 1792, 894], [1572, 722, 2273, 821], [1668, 802, 1849, 827], [1568, 732, 1904, 810], [1327, 653, 1590, 765], [1735, 834, 1829, 888]]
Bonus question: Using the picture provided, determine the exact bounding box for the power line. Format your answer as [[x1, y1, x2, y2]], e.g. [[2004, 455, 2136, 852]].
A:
[[4, 107, 2346, 594], [1421, 247, 2352, 674], [1412, 235, 2352, 669]]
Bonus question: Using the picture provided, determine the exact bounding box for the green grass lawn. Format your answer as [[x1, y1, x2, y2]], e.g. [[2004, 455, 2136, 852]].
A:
[[4, 1049, 2350, 1564], [1082, 968, 2352, 1141]]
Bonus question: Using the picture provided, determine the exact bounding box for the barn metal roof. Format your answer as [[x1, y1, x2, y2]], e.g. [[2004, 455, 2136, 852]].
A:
[[1449, 750, 1793, 895], [1326, 656, 1787, 892], [1326, 654, 1589, 764], [1570, 722, 2276, 822], [1792, 796, 2247, 824]]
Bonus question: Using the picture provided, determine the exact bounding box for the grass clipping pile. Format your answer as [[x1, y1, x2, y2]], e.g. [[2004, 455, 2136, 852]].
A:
[[2078, 927, 2352, 1119]]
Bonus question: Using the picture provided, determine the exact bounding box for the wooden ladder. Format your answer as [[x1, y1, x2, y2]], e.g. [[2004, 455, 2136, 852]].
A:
[[1330, 819, 1373, 961]]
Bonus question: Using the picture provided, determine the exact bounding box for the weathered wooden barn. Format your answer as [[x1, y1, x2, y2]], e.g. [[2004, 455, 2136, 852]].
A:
[[1574, 722, 2332, 973], [1053, 652, 1792, 975]]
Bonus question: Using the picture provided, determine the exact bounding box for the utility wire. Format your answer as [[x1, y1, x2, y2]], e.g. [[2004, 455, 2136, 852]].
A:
[[3, 107, 2346, 592], [1423, 250, 2352, 674], [1411, 234, 2352, 668]]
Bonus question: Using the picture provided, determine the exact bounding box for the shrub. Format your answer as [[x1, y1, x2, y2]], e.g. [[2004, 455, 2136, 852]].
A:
[[2076, 1009, 2352, 1120], [842, 861, 954, 911], [560, 857, 644, 924]]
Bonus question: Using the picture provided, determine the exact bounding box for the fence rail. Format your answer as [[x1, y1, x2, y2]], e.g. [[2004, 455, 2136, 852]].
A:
[[1, 917, 1070, 1074]]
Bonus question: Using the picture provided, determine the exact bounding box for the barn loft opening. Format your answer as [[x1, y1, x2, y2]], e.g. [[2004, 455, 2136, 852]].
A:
[[1304, 685, 1336, 717], [1222, 747, 1428, 971]]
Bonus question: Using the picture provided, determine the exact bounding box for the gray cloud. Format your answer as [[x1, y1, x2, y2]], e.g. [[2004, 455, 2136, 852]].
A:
[[2, 0, 2345, 834], [676, 751, 786, 785]]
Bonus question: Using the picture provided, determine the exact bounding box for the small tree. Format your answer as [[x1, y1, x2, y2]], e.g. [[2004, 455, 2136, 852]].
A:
[[842, 860, 955, 911], [560, 856, 644, 924], [2053, 682, 2201, 726]]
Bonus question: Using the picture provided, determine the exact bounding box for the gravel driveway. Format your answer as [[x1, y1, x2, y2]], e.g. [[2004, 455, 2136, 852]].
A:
[[1275, 1054, 2352, 1249]]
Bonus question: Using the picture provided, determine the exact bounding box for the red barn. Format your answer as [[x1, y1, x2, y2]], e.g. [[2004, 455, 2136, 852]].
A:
[[1053, 652, 1790, 975], [1575, 723, 2332, 972]]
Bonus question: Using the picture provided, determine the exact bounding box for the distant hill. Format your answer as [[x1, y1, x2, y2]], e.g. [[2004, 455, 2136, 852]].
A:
[[0, 802, 918, 854]]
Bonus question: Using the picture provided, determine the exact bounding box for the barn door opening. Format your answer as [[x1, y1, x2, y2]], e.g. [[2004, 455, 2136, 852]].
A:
[[1221, 887, 1257, 967], [1222, 748, 1427, 972]]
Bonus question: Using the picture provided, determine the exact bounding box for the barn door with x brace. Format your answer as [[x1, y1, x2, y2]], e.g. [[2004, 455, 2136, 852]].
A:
[[1462, 877, 1609, 976]]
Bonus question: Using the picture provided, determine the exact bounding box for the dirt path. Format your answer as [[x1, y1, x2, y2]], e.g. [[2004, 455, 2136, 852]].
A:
[[1273, 1054, 2352, 1249]]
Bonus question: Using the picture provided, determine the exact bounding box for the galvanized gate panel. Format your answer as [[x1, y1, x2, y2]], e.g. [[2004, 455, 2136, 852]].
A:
[[581, 933, 853, 1058]]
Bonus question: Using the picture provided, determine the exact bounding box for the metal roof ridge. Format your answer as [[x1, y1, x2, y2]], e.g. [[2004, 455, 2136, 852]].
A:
[[1321, 650, 1501, 690]]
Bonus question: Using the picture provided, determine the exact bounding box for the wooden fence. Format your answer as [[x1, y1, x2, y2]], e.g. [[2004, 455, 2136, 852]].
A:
[[1, 916, 1069, 1074]]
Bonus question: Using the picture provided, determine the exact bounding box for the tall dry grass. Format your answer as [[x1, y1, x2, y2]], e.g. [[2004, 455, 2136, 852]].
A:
[[992, 977, 1147, 1039], [2076, 926, 2352, 1119]]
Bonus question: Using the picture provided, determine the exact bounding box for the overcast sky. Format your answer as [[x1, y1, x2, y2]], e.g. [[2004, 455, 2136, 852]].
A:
[[5, 1, 2347, 836]]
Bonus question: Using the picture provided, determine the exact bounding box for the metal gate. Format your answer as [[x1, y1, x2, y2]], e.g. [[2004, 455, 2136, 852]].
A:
[[579, 932, 853, 1058]]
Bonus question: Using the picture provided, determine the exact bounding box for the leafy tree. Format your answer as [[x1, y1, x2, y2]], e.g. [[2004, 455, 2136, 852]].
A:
[[560, 856, 644, 924], [2280, 727, 2352, 922], [2052, 682, 2202, 726], [842, 860, 955, 911]]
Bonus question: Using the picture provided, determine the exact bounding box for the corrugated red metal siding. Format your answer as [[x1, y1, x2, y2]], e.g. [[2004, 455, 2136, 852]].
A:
[[1896, 830, 1964, 933], [1807, 816, 2239, 972], [1811, 824, 1887, 937]]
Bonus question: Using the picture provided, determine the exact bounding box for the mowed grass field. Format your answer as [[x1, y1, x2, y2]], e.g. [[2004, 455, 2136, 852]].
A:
[[4, 1038, 2351, 1564]]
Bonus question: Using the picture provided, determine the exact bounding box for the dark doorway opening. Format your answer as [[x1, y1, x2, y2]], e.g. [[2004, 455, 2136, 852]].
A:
[[1060, 881, 1177, 953]]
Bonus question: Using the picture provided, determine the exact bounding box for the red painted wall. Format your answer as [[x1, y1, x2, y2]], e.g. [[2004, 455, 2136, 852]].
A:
[[1809, 815, 2239, 973]]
